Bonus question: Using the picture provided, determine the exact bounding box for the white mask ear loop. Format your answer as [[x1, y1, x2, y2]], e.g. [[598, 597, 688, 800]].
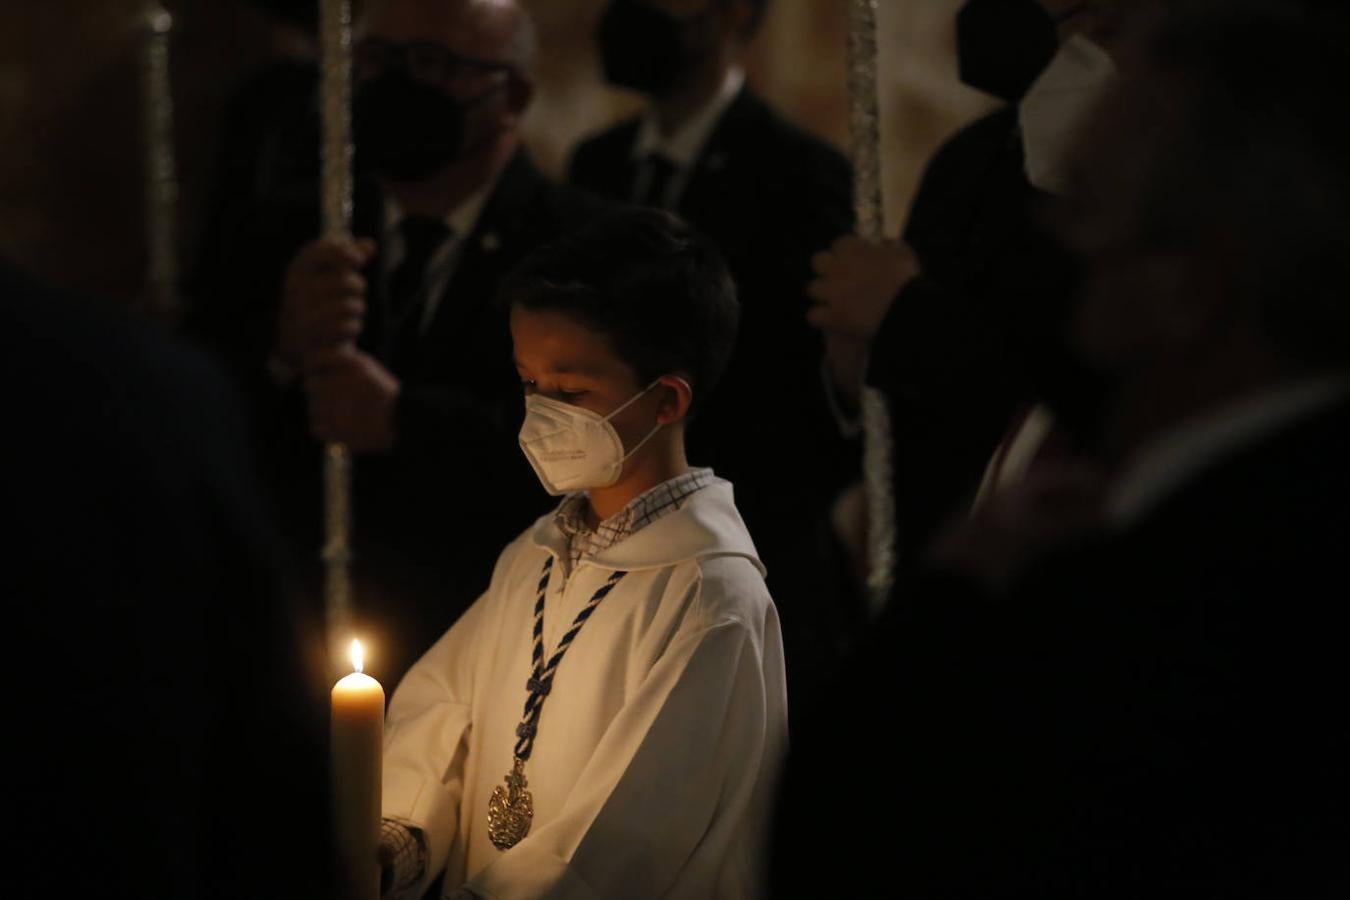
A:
[[609, 377, 693, 463], [602, 378, 662, 423]]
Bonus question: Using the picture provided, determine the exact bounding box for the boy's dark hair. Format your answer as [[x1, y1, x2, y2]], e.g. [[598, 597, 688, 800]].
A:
[[500, 208, 740, 416]]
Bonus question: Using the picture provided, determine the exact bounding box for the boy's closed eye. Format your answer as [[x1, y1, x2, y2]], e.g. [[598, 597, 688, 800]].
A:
[[519, 379, 590, 403]]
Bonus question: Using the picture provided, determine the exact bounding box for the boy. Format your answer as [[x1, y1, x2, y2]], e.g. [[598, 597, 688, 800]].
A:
[[379, 208, 788, 899]]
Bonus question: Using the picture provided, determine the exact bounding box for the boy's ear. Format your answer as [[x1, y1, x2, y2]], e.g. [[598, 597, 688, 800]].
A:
[[655, 375, 695, 425]]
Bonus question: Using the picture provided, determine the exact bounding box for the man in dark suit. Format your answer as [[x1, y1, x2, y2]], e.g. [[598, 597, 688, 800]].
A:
[[191, 0, 605, 687], [807, 0, 1125, 595], [4, 262, 331, 899], [567, 0, 858, 714], [776, 3, 1350, 895]]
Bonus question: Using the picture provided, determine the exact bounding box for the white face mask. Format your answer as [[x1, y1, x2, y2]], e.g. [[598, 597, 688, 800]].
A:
[[518, 380, 664, 496], [1019, 33, 1117, 195]]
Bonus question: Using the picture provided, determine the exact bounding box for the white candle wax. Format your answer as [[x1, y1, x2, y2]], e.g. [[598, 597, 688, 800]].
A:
[[332, 639, 384, 900]]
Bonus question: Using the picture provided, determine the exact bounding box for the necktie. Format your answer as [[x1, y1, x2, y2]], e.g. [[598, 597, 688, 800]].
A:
[[387, 215, 451, 373], [636, 153, 679, 209]]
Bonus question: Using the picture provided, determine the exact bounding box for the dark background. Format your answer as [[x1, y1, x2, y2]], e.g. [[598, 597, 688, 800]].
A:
[[0, 0, 995, 308]]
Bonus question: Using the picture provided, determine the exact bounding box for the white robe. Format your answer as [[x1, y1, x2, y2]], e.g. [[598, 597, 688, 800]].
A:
[[382, 479, 788, 899]]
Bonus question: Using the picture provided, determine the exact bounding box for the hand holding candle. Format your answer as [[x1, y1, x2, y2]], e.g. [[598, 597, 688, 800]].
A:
[[332, 639, 384, 900]]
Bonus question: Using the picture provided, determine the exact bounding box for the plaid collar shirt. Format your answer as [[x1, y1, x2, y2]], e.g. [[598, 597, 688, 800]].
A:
[[553, 468, 715, 579]]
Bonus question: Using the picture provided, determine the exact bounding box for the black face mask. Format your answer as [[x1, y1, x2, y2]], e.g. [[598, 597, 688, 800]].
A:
[[597, 0, 714, 97], [354, 71, 496, 183], [956, 0, 1059, 103]]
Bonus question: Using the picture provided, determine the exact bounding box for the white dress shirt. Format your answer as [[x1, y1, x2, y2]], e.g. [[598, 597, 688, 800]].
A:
[[629, 67, 745, 207], [380, 181, 495, 333]]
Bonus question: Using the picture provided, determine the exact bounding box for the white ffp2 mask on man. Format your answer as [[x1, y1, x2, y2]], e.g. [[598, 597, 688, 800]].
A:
[[518, 380, 664, 496], [1019, 33, 1117, 195]]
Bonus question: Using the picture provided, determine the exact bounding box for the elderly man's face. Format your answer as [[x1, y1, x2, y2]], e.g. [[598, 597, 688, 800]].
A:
[[353, 0, 526, 181], [359, 0, 523, 103]]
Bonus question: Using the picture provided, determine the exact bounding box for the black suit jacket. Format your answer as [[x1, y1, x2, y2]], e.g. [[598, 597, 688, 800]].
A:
[[866, 107, 1080, 587], [190, 151, 607, 684], [568, 90, 855, 518], [776, 393, 1350, 897], [569, 89, 859, 710]]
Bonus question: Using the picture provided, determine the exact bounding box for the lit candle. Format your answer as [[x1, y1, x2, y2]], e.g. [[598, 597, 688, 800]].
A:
[[332, 639, 384, 900]]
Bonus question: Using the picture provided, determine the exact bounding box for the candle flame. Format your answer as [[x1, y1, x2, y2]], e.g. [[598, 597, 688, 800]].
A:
[[350, 638, 364, 674]]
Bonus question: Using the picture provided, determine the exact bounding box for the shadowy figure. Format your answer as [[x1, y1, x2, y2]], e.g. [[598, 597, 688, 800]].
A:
[[5, 261, 331, 899], [776, 2, 1350, 896], [806, 0, 1130, 607]]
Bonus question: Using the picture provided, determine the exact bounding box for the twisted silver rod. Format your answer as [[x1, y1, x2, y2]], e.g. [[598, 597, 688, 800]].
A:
[[320, 0, 356, 667], [141, 3, 178, 318], [847, 0, 897, 613]]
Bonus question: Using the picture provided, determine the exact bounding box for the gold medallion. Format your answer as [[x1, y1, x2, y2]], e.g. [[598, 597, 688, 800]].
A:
[[487, 758, 534, 850]]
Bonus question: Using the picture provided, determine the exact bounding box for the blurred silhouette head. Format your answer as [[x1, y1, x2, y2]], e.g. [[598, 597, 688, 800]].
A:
[[957, 0, 1131, 103], [596, 0, 767, 98], [1053, 0, 1350, 450], [956, 0, 1060, 101]]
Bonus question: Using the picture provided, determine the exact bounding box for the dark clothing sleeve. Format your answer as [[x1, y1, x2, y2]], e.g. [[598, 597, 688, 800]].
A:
[[865, 271, 1026, 581], [862, 108, 1078, 588]]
